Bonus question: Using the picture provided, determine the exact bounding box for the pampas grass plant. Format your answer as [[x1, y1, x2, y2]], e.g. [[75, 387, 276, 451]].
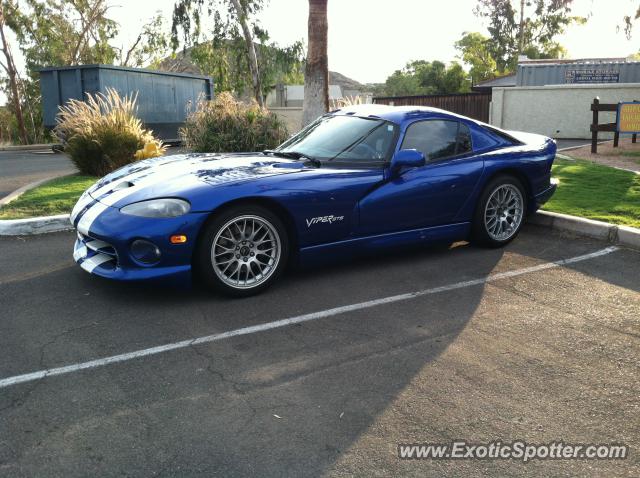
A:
[[55, 88, 165, 176]]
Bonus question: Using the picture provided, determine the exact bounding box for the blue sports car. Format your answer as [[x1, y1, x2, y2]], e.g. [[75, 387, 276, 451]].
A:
[[71, 105, 557, 296]]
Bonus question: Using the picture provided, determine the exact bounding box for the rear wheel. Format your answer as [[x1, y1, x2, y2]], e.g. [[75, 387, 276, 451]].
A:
[[472, 175, 526, 247], [195, 205, 289, 296]]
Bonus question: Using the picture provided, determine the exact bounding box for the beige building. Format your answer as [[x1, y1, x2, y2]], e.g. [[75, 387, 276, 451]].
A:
[[481, 58, 640, 139]]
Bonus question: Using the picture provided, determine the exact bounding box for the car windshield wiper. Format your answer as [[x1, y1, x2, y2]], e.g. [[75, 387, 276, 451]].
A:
[[328, 122, 385, 161], [263, 150, 321, 167]]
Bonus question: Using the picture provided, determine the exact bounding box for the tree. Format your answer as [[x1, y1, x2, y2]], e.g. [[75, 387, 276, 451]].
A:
[[383, 60, 471, 97], [302, 0, 328, 127], [2, 0, 120, 143], [0, 0, 175, 143], [170, 2, 303, 99], [12, 0, 118, 70], [172, 0, 267, 105], [120, 13, 171, 68], [455, 32, 498, 84], [473, 0, 583, 72], [229, 0, 263, 106], [0, 1, 28, 144]]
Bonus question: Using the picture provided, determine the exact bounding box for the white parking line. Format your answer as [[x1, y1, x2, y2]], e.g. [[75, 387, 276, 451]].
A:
[[0, 246, 618, 390]]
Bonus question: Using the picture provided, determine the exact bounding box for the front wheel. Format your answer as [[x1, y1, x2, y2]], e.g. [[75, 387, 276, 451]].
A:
[[195, 205, 289, 296], [471, 176, 526, 247]]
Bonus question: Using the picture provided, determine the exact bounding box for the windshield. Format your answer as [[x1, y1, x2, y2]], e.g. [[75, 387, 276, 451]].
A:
[[277, 115, 398, 162]]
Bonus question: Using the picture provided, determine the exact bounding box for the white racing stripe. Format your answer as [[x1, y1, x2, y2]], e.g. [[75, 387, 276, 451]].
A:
[[0, 246, 618, 389], [73, 245, 87, 262], [73, 179, 146, 234], [70, 158, 180, 224], [70, 154, 253, 228], [85, 240, 111, 252], [76, 202, 110, 235], [80, 254, 114, 273], [70, 191, 94, 224]]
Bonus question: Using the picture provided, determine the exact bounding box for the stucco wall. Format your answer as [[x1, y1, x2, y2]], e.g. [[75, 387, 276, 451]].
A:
[[490, 83, 640, 139], [269, 107, 303, 134]]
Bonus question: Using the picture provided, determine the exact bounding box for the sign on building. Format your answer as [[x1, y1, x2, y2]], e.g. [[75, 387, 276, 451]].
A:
[[617, 102, 640, 134], [565, 69, 620, 84]]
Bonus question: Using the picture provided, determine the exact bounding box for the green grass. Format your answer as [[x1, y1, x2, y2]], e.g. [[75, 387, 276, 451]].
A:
[[0, 175, 97, 220], [544, 158, 640, 228]]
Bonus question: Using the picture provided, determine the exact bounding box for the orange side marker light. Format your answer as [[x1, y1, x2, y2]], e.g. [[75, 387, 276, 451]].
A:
[[170, 234, 187, 244]]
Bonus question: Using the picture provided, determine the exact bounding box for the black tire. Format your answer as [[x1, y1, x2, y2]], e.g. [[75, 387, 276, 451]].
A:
[[471, 175, 527, 248], [195, 204, 289, 297]]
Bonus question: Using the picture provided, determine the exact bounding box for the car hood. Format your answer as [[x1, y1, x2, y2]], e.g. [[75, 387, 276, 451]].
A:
[[86, 152, 308, 208]]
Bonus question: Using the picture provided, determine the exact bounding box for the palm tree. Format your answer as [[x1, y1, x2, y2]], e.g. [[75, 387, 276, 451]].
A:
[[302, 0, 328, 126]]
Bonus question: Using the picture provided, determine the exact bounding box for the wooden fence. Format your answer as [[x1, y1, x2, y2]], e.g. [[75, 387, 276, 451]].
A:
[[372, 93, 492, 122]]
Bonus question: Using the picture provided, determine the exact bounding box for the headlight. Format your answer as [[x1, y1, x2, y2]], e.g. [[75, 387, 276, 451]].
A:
[[120, 198, 191, 218]]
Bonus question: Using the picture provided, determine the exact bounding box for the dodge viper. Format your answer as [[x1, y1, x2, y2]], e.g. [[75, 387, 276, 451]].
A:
[[71, 105, 557, 296]]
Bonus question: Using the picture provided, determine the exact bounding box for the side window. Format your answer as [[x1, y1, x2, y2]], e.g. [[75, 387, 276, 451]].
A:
[[401, 120, 473, 161], [457, 122, 472, 155]]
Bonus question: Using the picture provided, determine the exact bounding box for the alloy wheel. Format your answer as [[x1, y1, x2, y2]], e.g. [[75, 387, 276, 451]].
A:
[[484, 184, 524, 241], [211, 215, 281, 289]]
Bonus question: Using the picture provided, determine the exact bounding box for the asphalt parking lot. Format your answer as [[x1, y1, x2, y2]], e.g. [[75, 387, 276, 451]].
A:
[[0, 225, 638, 477], [0, 150, 76, 199]]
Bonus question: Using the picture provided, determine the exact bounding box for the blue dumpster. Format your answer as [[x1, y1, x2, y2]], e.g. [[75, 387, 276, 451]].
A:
[[39, 64, 214, 141]]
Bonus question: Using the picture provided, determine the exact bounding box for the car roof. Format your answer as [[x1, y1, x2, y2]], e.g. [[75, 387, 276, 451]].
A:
[[330, 104, 476, 125]]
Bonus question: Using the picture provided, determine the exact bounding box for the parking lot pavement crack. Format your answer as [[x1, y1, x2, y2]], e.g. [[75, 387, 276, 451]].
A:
[[188, 343, 248, 395], [37, 322, 100, 370], [0, 323, 97, 415]]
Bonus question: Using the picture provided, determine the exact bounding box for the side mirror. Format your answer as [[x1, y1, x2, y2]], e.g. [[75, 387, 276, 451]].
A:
[[390, 149, 426, 172]]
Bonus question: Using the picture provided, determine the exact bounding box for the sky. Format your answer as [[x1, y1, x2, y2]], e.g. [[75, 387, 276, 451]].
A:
[[2, 0, 640, 104]]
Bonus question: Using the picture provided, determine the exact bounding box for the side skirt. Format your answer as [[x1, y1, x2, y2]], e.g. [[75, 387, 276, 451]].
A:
[[298, 222, 471, 266]]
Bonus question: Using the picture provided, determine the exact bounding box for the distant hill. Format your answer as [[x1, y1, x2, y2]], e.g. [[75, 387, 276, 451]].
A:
[[328, 71, 366, 93]]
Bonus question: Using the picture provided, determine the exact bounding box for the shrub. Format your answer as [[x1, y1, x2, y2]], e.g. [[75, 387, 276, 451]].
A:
[[180, 92, 289, 153], [330, 95, 364, 110], [55, 88, 165, 177]]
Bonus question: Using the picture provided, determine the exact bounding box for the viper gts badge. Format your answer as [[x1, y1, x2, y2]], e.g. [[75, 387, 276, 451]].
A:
[[306, 215, 344, 227]]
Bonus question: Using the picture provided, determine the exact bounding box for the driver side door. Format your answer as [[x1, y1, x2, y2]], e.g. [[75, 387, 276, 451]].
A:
[[357, 119, 485, 236]]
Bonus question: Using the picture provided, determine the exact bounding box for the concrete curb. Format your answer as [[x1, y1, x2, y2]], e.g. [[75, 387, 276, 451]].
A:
[[0, 214, 71, 236], [0, 143, 60, 152], [531, 210, 640, 250], [0, 174, 74, 206]]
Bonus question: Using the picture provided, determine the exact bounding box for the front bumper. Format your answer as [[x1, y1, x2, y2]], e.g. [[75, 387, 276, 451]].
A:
[[72, 202, 209, 285]]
